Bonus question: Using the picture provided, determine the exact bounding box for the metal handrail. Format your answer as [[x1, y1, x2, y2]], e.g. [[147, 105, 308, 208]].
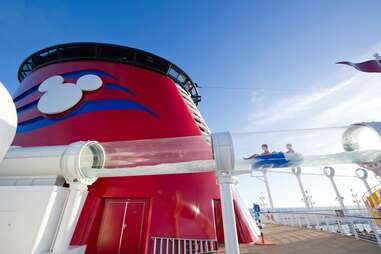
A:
[[262, 210, 381, 221], [151, 236, 217, 254], [261, 210, 381, 247]]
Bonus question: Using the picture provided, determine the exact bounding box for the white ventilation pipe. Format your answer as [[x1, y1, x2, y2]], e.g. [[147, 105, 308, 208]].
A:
[[0, 141, 105, 185]]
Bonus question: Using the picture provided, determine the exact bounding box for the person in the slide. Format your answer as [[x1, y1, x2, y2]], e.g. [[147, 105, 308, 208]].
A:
[[285, 144, 302, 171], [243, 144, 271, 160], [286, 143, 295, 154]]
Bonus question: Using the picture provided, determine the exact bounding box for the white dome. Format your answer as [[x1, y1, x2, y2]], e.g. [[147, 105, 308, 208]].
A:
[[0, 82, 17, 163]]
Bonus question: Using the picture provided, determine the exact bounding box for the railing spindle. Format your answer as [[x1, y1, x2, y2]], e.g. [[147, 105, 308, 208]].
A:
[[153, 238, 157, 254]]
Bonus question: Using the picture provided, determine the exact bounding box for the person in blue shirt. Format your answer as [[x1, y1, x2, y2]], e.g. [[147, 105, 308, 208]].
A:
[[243, 144, 270, 160]]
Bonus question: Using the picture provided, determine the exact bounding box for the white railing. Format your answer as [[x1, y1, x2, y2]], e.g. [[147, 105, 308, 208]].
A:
[[151, 237, 217, 254], [261, 210, 381, 246]]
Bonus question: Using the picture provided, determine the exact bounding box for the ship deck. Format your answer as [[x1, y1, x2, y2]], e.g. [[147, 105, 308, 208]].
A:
[[215, 224, 381, 254]]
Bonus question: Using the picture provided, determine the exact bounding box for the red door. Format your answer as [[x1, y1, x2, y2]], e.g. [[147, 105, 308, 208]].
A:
[[97, 199, 148, 254]]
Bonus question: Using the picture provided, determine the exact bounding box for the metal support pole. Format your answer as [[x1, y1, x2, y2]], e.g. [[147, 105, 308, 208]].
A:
[[218, 174, 240, 254], [324, 218, 330, 232], [337, 220, 344, 235], [52, 182, 88, 253], [356, 168, 372, 194], [297, 216, 302, 228], [292, 167, 310, 209], [262, 169, 274, 210], [212, 132, 240, 254], [324, 167, 358, 239], [314, 214, 320, 229], [291, 213, 297, 227], [305, 215, 311, 228]]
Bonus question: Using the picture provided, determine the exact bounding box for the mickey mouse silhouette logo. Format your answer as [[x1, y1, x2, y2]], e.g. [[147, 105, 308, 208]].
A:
[[37, 74, 103, 114]]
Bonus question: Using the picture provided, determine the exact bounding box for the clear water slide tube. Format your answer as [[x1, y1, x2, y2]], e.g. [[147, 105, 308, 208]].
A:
[[2, 124, 381, 180], [65, 125, 381, 178], [84, 135, 215, 177], [232, 124, 381, 175]]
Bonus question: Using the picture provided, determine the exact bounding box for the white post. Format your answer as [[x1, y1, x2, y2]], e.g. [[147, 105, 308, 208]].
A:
[[356, 169, 377, 207], [324, 218, 330, 232], [323, 167, 358, 239], [218, 174, 240, 254], [296, 215, 301, 228], [262, 169, 274, 210], [314, 214, 320, 229], [52, 182, 88, 253], [292, 167, 310, 209], [212, 132, 240, 254], [291, 213, 297, 227], [355, 168, 373, 194], [305, 215, 310, 228], [337, 220, 345, 235]]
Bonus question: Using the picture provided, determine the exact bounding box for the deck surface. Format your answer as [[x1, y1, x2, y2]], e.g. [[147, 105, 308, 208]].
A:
[[216, 224, 381, 254]]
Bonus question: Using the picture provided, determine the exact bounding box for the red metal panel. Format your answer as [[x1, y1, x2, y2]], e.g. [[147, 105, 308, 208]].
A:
[[71, 194, 102, 244], [233, 200, 256, 243], [213, 199, 224, 243], [213, 199, 256, 244]]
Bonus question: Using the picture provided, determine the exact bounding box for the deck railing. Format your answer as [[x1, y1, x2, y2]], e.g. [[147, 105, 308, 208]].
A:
[[261, 210, 381, 247], [151, 237, 217, 254]]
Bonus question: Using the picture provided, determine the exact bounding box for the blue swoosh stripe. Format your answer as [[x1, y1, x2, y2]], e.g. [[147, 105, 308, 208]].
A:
[[13, 86, 39, 103], [14, 69, 116, 103], [17, 100, 38, 113], [105, 83, 135, 95], [62, 69, 116, 79], [17, 99, 158, 133]]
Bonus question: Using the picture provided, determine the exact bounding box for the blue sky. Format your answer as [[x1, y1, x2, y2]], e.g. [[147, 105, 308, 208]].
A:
[[2, 0, 381, 208]]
